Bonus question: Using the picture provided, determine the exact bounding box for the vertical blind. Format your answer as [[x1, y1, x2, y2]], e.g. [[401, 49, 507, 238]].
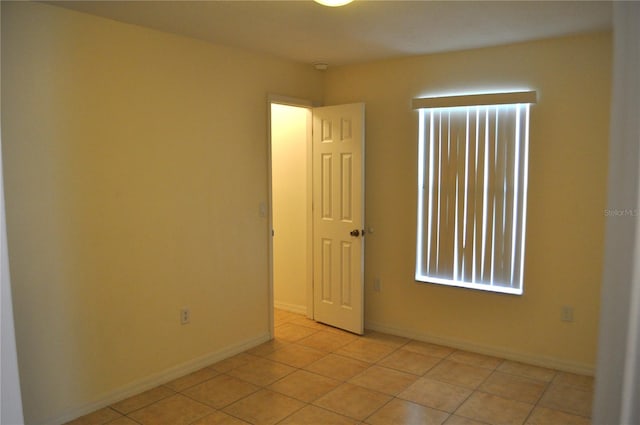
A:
[[413, 91, 536, 295]]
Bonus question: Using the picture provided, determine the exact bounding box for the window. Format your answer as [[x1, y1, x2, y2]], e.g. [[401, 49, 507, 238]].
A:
[[413, 91, 536, 295]]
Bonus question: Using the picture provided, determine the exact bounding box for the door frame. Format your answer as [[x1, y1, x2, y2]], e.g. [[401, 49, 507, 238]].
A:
[[267, 94, 316, 338]]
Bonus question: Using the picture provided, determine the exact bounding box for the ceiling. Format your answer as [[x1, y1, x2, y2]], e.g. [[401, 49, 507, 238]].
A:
[[50, 0, 613, 67]]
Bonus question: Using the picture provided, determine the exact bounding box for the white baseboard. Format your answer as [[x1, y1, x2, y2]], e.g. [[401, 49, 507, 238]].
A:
[[365, 320, 595, 376], [274, 300, 307, 315], [47, 332, 271, 425]]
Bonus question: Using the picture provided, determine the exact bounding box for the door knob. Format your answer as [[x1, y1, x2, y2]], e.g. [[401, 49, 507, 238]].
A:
[[350, 229, 360, 237]]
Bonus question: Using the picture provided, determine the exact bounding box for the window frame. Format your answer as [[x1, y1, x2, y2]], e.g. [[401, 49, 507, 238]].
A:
[[413, 91, 536, 295]]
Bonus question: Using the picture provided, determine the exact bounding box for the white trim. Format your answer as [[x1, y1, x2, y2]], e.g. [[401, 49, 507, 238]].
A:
[[415, 276, 523, 295], [46, 333, 270, 425], [267, 98, 276, 339], [305, 108, 314, 321], [274, 301, 308, 315], [412, 90, 537, 110], [267, 94, 314, 108], [366, 320, 594, 376]]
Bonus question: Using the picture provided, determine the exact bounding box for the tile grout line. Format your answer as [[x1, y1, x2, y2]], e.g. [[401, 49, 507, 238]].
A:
[[69, 310, 594, 425]]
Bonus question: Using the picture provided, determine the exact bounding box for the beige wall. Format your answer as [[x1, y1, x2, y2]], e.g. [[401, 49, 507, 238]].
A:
[[1, 1, 612, 422], [0, 2, 322, 424], [271, 104, 309, 313], [324, 32, 611, 372]]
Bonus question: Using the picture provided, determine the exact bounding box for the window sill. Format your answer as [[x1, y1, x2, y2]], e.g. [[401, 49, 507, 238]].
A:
[[415, 275, 523, 295]]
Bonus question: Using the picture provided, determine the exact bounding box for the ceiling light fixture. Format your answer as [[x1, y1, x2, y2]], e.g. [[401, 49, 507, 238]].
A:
[[314, 0, 354, 7]]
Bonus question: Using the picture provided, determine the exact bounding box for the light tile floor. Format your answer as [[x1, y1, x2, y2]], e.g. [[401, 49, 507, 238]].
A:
[[66, 309, 594, 425]]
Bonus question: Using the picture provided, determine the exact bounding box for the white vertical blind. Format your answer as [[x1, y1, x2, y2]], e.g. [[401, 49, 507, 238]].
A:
[[415, 94, 533, 295]]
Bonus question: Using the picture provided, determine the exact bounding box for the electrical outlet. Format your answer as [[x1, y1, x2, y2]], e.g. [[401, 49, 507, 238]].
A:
[[561, 306, 574, 322], [373, 277, 381, 292], [180, 308, 190, 325]]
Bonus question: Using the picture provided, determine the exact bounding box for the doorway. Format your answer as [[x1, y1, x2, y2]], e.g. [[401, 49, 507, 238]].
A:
[[268, 99, 366, 335], [269, 101, 313, 319]]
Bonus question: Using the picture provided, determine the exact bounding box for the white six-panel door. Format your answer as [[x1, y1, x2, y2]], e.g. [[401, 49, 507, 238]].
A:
[[312, 103, 365, 334]]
